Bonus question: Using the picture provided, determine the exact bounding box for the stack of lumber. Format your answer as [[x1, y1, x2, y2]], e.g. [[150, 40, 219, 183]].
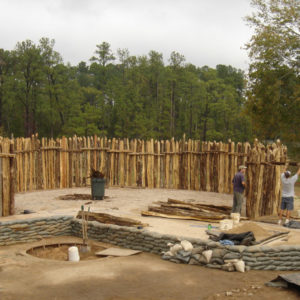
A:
[[141, 198, 232, 222], [77, 211, 148, 227]]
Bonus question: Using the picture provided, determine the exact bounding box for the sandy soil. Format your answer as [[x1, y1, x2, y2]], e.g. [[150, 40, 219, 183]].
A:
[[1, 189, 300, 299], [0, 236, 299, 300], [28, 242, 106, 261], [9, 187, 300, 244], [12, 187, 235, 240]]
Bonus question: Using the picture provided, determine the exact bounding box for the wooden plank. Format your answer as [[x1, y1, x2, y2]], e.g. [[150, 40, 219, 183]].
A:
[[2, 139, 10, 216], [218, 142, 224, 193], [149, 139, 154, 188], [0, 157, 2, 216], [15, 138, 20, 192], [95, 248, 141, 257], [273, 142, 282, 215], [29, 135, 34, 190], [141, 210, 223, 222], [160, 140, 165, 187], [68, 137, 73, 188], [41, 138, 46, 189], [206, 142, 211, 192], [167, 198, 231, 213], [175, 140, 180, 189], [77, 211, 147, 227], [87, 137, 91, 185], [187, 139, 192, 190], [9, 140, 14, 215], [125, 138, 130, 187], [55, 138, 60, 188], [170, 138, 175, 189], [37, 137, 42, 190], [141, 140, 146, 187], [110, 138, 115, 186], [153, 140, 158, 188], [119, 139, 125, 187], [157, 140, 161, 188], [115, 139, 120, 186], [131, 139, 137, 186], [165, 140, 170, 188], [74, 136, 80, 187], [93, 135, 97, 170], [200, 141, 206, 191], [20, 138, 24, 192], [255, 145, 265, 218], [229, 141, 236, 194], [195, 140, 200, 191]]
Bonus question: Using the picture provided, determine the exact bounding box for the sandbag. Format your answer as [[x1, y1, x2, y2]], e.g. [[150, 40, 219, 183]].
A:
[[202, 250, 212, 263], [234, 260, 245, 273], [181, 240, 193, 252], [170, 244, 183, 255]]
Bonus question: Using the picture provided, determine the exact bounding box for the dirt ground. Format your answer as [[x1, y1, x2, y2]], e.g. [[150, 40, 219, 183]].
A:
[[10, 186, 300, 244], [12, 187, 236, 240], [0, 188, 300, 299], [0, 236, 299, 300]]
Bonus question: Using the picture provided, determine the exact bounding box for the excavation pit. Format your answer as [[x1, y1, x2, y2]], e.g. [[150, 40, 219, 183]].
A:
[[27, 241, 106, 261]]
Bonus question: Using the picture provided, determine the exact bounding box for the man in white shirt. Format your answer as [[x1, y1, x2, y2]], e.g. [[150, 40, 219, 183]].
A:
[[278, 164, 300, 225]]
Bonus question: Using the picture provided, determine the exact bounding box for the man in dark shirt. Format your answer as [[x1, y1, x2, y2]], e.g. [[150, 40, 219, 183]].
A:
[[232, 165, 247, 214]]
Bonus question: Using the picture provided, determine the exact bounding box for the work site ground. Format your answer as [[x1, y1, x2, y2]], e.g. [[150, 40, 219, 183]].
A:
[[0, 187, 299, 299]]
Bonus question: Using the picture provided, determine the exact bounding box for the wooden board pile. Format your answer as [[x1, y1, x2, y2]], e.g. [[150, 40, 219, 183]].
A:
[[77, 211, 147, 227], [141, 198, 232, 222]]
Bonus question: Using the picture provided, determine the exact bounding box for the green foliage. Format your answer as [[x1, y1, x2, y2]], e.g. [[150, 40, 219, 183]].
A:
[[0, 39, 251, 142], [245, 0, 300, 142]]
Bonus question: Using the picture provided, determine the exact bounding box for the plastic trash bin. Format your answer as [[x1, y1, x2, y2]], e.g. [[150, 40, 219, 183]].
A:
[[91, 178, 105, 200]]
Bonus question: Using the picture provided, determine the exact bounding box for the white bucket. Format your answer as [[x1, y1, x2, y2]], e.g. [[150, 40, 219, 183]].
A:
[[219, 219, 233, 231], [230, 213, 240, 225], [68, 246, 80, 262]]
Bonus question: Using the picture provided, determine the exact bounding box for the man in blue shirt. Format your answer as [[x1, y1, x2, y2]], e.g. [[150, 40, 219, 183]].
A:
[[278, 164, 300, 225], [232, 165, 247, 214]]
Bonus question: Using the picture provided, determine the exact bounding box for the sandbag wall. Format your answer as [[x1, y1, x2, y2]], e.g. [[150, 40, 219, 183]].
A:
[[0, 135, 287, 218], [1, 217, 300, 271], [69, 219, 300, 271], [0, 216, 73, 245]]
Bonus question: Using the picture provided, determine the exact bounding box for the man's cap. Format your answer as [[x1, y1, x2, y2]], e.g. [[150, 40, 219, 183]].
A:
[[239, 165, 247, 170], [285, 171, 291, 176]]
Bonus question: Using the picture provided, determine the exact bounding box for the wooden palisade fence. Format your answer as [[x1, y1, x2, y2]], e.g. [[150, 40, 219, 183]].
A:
[[0, 135, 287, 218]]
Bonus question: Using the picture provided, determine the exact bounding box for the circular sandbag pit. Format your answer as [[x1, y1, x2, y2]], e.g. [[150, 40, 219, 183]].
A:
[[27, 242, 106, 261]]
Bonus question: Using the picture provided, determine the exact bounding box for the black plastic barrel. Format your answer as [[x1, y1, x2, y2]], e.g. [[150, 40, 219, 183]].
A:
[[91, 178, 105, 200]]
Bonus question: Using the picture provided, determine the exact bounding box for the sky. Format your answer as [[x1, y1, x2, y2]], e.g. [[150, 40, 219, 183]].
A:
[[0, 0, 254, 70]]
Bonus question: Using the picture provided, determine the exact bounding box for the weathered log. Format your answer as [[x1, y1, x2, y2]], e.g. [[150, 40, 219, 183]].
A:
[[167, 198, 231, 214], [77, 211, 147, 227], [257, 231, 289, 245], [141, 210, 223, 222], [148, 206, 225, 220], [159, 203, 227, 217]]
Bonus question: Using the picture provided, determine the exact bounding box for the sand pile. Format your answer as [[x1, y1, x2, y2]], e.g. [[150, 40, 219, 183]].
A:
[[226, 222, 271, 241]]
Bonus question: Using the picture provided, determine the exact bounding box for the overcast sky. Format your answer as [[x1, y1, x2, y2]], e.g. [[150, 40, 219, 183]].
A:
[[0, 0, 254, 70]]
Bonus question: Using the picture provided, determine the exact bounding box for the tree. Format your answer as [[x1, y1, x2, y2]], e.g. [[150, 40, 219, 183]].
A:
[[0, 49, 12, 133], [246, 0, 300, 72], [245, 0, 300, 142], [168, 51, 186, 137], [38, 37, 64, 137], [11, 40, 44, 137], [90, 42, 115, 67]]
